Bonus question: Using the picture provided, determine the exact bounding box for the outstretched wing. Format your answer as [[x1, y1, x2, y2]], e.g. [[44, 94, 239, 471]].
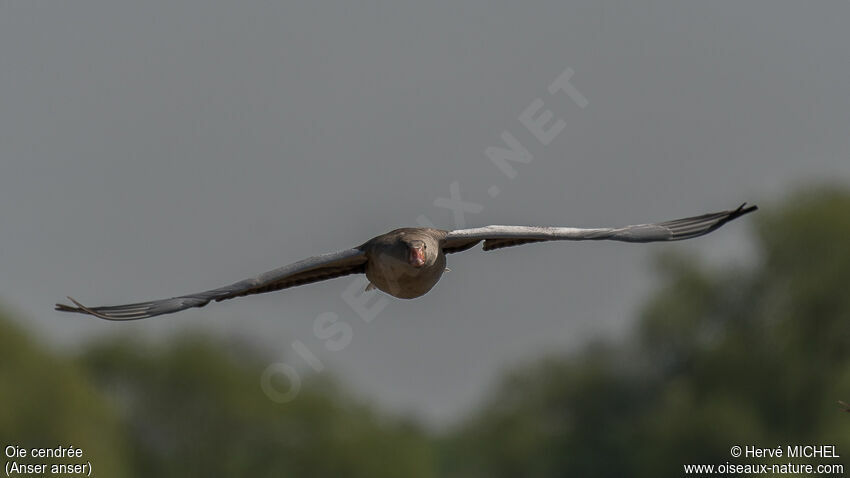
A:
[[56, 248, 368, 320], [443, 203, 757, 253]]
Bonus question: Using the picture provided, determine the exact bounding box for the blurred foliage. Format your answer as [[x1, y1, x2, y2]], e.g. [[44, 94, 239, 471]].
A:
[[0, 310, 129, 476], [77, 335, 436, 478], [2, 186, 849, 476], [441, 187, 850, 477], [1, 319, 434, 477]]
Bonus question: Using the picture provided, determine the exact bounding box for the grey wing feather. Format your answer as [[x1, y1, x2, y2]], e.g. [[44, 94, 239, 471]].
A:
[[55, 248, 368, 320], [444, 203, 757, 252]]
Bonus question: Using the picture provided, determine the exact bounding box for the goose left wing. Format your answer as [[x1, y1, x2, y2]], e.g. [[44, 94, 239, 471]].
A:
[[443, 203, 757, 253]]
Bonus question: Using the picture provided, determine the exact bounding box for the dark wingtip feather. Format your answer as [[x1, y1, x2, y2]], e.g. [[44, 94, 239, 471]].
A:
[[717, 202, 758, 229], [68, 296, 113, 320], [55, 304, 77, 313], [733, 202, 758, 218], [714, 203, 759, 229], [658, 202, 759, 241], [55, 297, 84, 314], [55, 296, 127, 321], [714, 202, 755, 220]]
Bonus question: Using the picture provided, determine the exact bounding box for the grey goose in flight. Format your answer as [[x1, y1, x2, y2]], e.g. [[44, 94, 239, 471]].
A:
[[56, 203, 757, 320]]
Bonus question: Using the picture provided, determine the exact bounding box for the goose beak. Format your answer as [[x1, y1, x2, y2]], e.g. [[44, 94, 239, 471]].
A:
[[408, 246, 426, 267]]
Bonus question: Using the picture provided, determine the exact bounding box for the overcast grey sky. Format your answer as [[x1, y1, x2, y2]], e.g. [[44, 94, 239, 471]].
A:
[[1, 0, 848, 426]]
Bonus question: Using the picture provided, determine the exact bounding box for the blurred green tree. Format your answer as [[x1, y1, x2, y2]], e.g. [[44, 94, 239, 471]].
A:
[[0, 311, 130, 477], [441, 187, 850, 477], [78, 334, 436, 478], [1, 311, 434, 477]]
